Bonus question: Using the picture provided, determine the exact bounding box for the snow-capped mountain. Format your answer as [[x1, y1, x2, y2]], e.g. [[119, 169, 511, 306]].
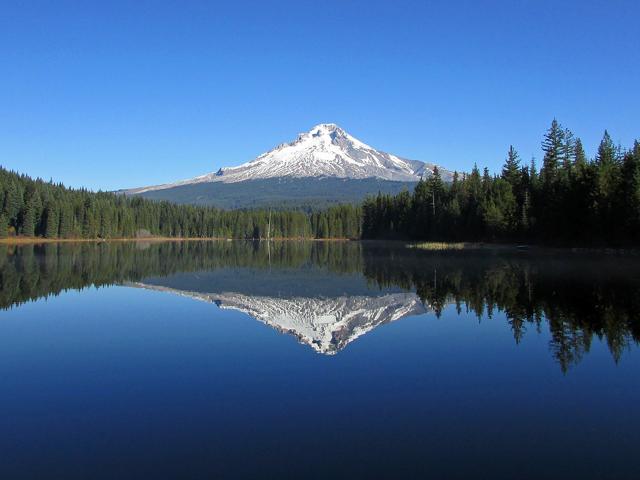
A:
[[128, 282, 428, 354], [124, 123, 452, 195]]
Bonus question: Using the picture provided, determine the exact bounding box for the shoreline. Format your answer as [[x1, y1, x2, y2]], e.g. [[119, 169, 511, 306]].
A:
[[0, 236, 353, 245], [1, 237, 638, 255], [405, 240, 640, 256]]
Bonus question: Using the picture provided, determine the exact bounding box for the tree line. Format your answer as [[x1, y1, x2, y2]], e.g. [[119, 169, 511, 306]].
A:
[[0, 167, 361, 240], [363, 120, 640, 245]]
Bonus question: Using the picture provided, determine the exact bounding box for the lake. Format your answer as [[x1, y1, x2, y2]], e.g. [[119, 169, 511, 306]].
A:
[[1, 241, 639, 479]]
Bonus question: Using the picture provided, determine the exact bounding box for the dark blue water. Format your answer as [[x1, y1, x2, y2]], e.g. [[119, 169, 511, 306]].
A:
[[1, 241, 639, 479]]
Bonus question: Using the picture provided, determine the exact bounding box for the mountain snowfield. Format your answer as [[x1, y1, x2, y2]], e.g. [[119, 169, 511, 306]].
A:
[[125, 123, 452, 195]]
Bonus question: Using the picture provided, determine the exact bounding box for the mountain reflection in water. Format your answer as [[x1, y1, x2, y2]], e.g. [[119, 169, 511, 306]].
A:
[[2, 240, 639, 371]]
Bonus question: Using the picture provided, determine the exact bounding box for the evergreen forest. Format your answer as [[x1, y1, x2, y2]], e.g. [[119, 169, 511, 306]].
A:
[[363, 121, 640, 245], [0, 168, 361, 240]]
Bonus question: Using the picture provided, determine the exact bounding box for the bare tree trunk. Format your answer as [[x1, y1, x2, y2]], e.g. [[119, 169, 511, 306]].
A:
[[267, 209, 272, 240]]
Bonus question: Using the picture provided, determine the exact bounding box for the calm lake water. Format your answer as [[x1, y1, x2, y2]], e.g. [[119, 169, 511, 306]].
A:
[[1, 241, 639, 479]]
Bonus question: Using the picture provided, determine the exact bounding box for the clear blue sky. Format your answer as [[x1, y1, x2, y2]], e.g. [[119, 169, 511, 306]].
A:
[[1, 0, 638, 191]]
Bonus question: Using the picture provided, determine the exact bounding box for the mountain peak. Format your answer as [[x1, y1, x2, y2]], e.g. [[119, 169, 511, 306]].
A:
[[122, 124, 453, 195], [309, 122, 341, 131], [293, 122, 360, 147], [209, 123, 450, 183], [298, 123, 347, 139]]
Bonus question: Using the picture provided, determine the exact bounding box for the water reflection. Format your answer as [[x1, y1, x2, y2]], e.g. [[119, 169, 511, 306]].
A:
[[130, 281, 426, 355], [2, 241, 639, 370]]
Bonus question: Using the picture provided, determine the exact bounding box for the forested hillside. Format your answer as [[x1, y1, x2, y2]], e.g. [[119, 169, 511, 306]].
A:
[[0, 168, 361, 239], [134, 176, 417, 210], [363, 121, 640, 245]]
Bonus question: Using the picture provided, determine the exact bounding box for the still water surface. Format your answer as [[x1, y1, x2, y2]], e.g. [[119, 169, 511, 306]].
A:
[[1, 241, 639, 479]]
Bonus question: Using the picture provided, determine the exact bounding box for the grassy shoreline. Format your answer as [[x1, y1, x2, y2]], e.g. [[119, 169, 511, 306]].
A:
[[407, 240, 640, 255]]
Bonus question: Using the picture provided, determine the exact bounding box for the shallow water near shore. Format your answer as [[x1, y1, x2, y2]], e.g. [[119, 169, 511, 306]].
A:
[[1, 241, 639, 479]]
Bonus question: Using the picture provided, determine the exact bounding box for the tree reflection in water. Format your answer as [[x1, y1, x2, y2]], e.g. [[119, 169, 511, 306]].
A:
[[2, 241, 639, 372]]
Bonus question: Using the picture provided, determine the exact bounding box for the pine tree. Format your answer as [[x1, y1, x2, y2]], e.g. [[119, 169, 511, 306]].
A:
[[44, 201, 60, 238], [468, 164, 482, 199], [21, 197, 38, 236], [450, 171, 460, 195], [595, 130, 618, 166], [0, 212, 8, 238], [539, 120, 569, 237], [529, 157, 538, 184], [428, 167, 444, 212], [3, 182, 23, 225], [574, 138, 587, 170], [482, 167, 492, 198], [595, 131, 621, 203], [502, 145, 521, 188], [560, 128, 576, 178], [482, 198, 505, 237], [620, 140, 640, 239], [541, 119, 565, 186], [412, 178, 430, 238], [59, 205, 74, 238]]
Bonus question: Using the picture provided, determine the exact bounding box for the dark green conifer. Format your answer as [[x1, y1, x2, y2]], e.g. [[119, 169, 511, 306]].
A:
[[44, 202, 60, 238], [0, 212, 8, 238], [501, 145, 521, 188], [541, 119, 564, 186]]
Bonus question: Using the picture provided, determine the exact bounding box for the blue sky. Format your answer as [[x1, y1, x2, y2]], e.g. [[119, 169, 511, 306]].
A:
[[1, 0, 638, 191]]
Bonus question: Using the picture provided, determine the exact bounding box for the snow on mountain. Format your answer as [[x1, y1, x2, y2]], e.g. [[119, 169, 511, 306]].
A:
[[128, 282, 428, 354], [124, 123, 452, 194]]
